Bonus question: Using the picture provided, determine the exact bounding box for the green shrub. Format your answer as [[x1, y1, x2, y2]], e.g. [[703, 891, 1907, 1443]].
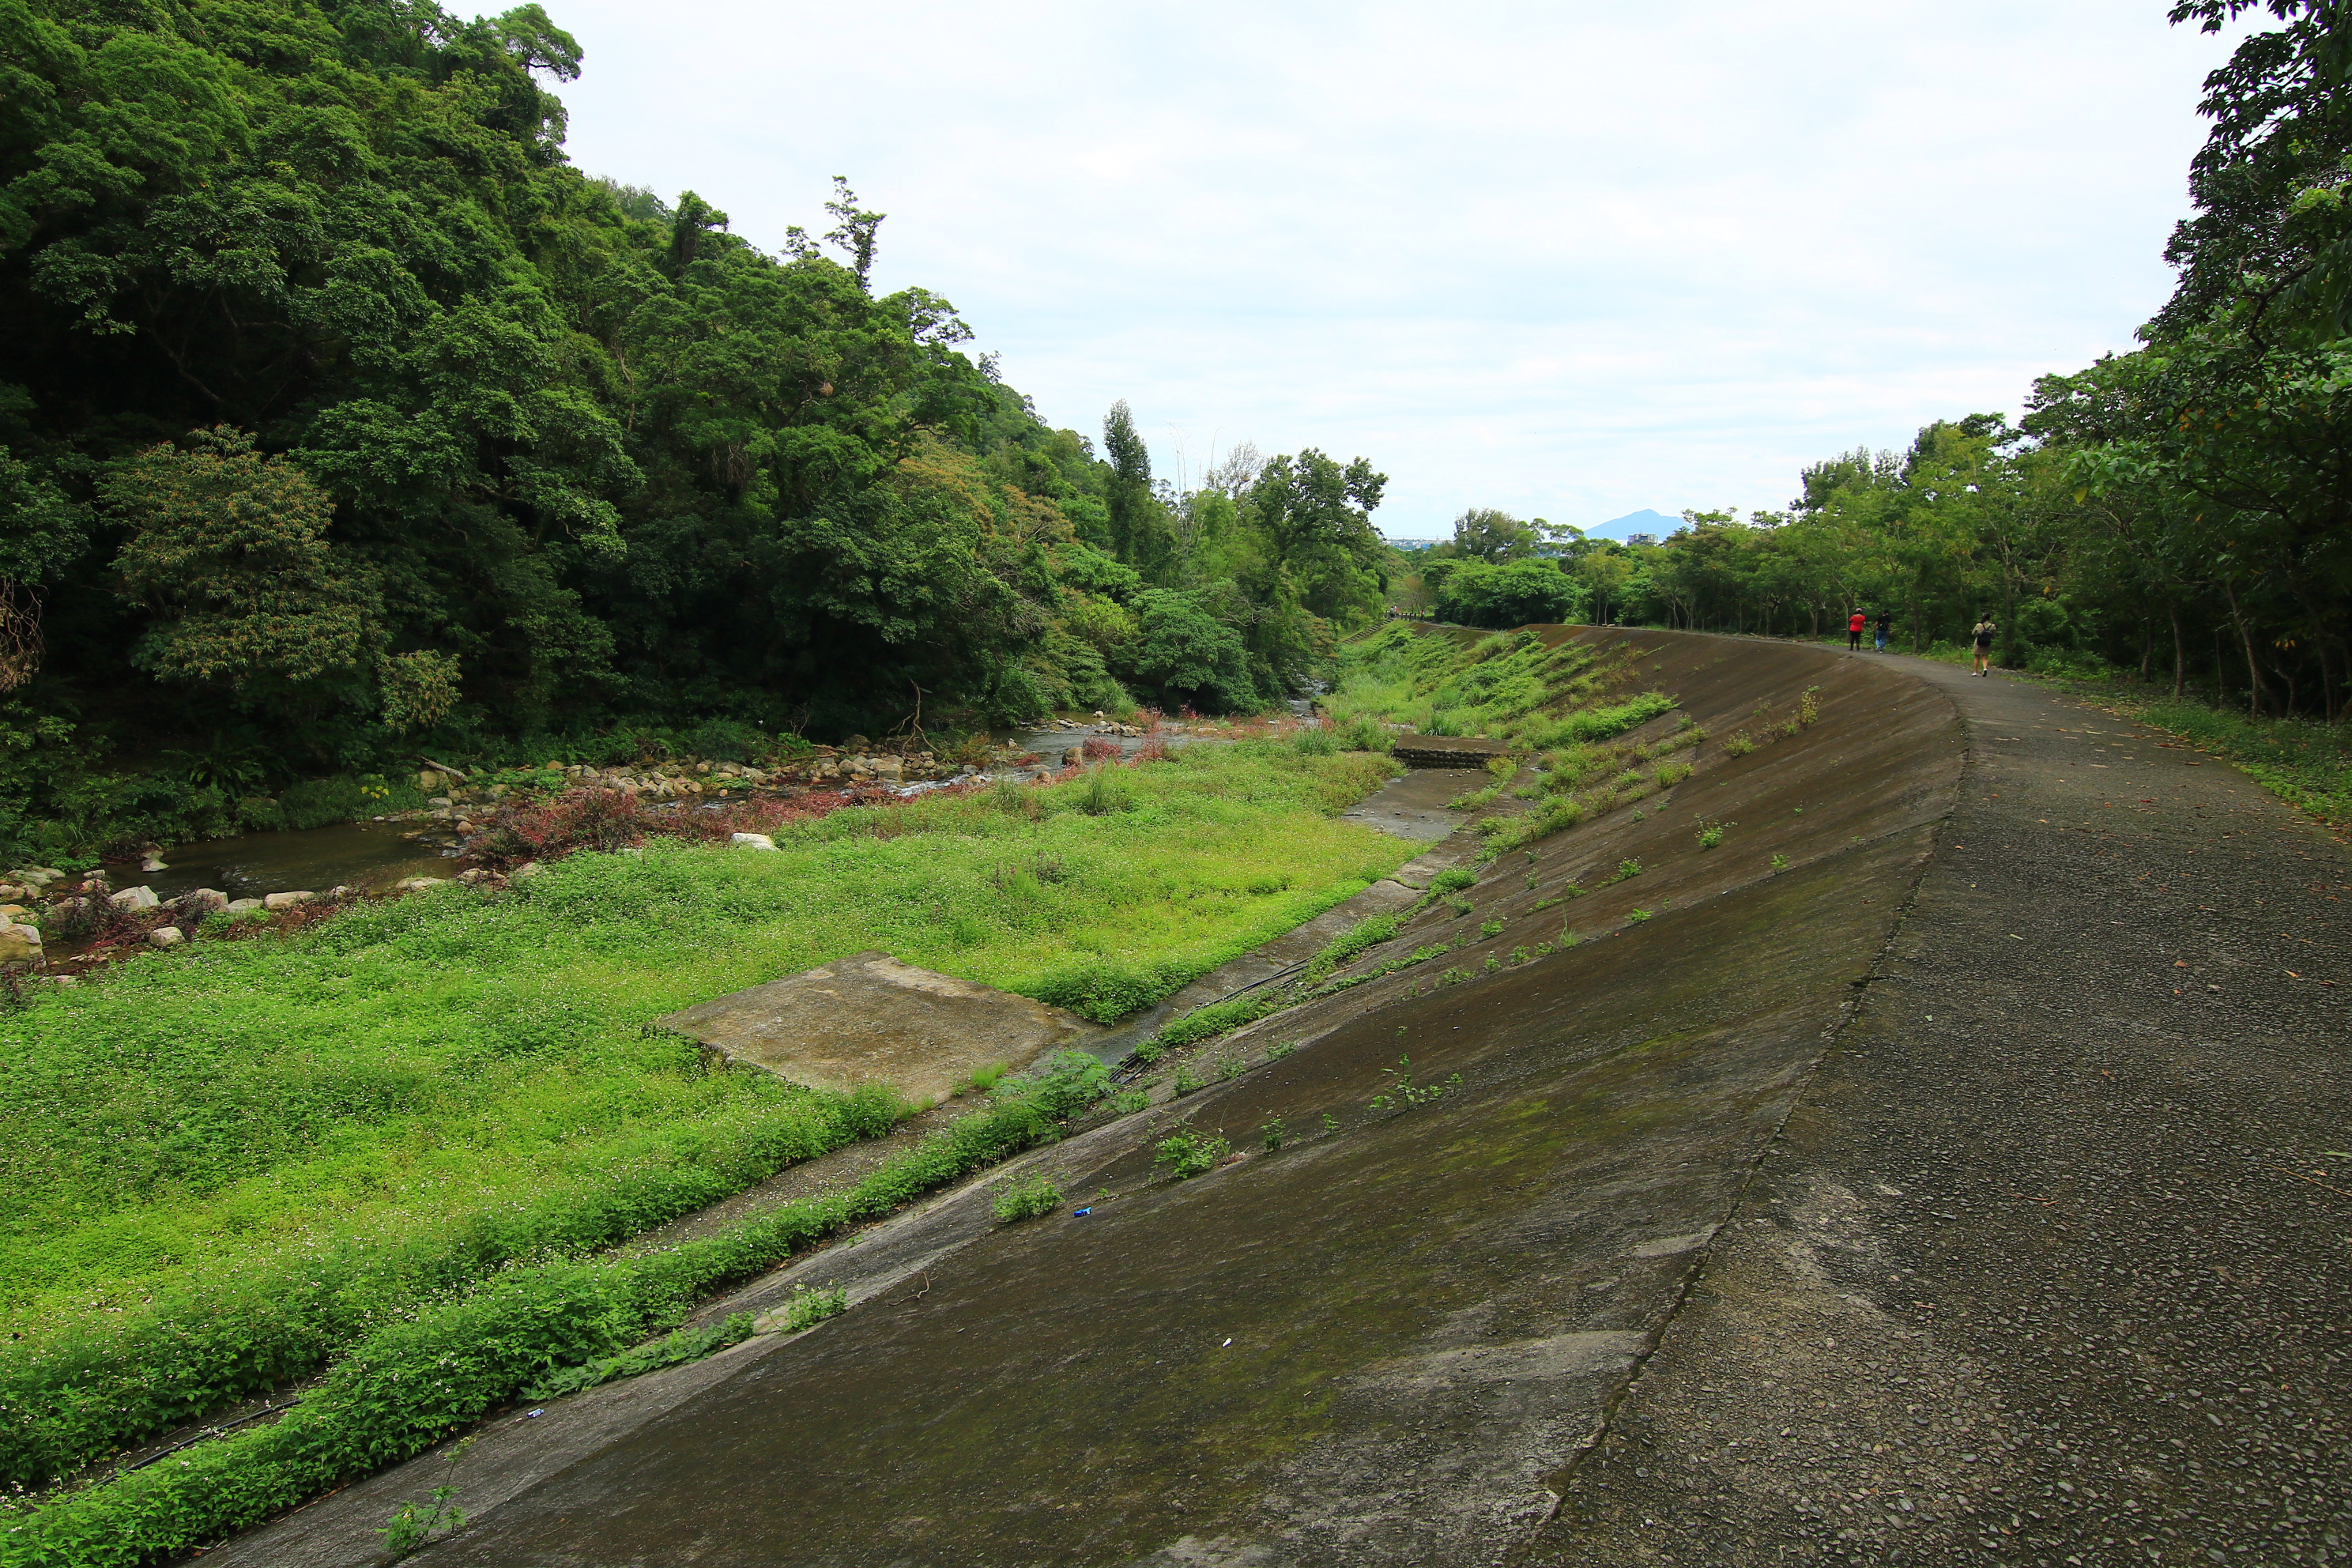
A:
[[1153, 1130, 1231, 1180], [1430, 865, 1477, 893], [523, 1312, 757, 1401], [1030, 954, 1192, 1023], [992, 1170, 1063, 1223]]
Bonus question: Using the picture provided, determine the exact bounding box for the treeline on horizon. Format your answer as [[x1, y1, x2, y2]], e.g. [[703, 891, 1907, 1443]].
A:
[[0, 0, 1393, 859], [1408, 0, 2352, 723]]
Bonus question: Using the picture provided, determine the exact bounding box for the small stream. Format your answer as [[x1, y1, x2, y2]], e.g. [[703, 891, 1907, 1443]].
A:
[[107, 820, 458, 903]]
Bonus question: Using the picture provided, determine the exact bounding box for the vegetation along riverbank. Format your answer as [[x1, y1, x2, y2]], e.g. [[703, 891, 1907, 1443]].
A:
[[0, 739, 1404, 1520]]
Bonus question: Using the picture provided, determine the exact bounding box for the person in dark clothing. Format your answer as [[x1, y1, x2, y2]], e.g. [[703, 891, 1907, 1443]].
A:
[[1971, 616, 1996, 676], [1874, 609, 1891, 650], [1848, 609, 1866, 651]]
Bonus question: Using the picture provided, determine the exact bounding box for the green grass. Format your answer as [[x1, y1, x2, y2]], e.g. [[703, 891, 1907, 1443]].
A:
[[1325, 622, 1673, 748], [0, 741, 1405, 1486]]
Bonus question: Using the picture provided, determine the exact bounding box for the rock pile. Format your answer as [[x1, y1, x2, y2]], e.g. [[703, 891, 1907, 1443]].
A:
[[401, 746, 1017, 831]]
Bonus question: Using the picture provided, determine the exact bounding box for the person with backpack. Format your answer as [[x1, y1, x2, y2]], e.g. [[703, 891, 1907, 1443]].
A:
[[1848, 609, 1866, 651], [1874, 609, 1891, 651], [1971, 616, 1996, 676]]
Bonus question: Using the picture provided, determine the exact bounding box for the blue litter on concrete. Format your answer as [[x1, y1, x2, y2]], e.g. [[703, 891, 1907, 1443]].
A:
[[1072, 1207, 1091, 1217]]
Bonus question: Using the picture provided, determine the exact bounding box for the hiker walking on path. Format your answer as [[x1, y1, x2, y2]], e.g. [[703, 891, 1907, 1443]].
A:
[[1848, 609, 1866, 651], [1970, 615, 1996, 675], [1874, 609, 1890, 651]]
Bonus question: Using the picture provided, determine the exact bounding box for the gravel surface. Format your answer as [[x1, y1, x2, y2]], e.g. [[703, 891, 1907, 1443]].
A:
[[1522, 655, 2350, 1567]]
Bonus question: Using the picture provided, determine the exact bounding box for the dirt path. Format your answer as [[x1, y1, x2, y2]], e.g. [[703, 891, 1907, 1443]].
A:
[[1521, 654, 2352, 1566]]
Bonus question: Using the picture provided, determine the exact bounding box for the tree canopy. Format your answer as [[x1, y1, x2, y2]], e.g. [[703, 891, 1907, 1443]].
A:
[[0, 0, 1393, 816]]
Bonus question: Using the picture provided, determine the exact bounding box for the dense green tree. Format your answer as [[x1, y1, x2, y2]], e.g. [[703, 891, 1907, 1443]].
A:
[[104, 427, 377, 710], [0, 0, 1399, 836], [1434, 557, 1586, 628]]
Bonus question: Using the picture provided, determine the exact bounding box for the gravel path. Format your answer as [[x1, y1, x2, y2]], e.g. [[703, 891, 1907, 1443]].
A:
[[1522, 655, 2350, 1566]]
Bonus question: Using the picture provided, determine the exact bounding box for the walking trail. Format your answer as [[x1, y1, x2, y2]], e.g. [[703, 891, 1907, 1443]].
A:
[[1525, 651, 2350, 1566]]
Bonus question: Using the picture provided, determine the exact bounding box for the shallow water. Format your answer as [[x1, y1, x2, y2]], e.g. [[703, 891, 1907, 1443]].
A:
[[111, 820, 458, 902]]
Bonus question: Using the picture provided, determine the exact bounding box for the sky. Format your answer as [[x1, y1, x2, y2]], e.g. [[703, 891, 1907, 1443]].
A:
[[478, 0, 2253, 538]]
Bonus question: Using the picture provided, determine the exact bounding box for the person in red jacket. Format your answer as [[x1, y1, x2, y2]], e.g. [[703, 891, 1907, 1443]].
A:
[[1848, 609, 1867, 651]]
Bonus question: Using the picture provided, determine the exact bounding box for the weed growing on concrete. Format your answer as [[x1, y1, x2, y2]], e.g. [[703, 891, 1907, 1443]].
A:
[[1798, 686, 1820, 727], [1171, 1061, 1208, 1095], [1724, 731, 1756, 757], [1369, 1056, 1462, 1113], [1110, 1089, 1150, 1114], [1431, 865, 1477, 894], [1321, 1111, 1340, 1135], [1265, 1041, 1296, 1061], [1216, 1048, 1248, 1081], [526, 1312, 759, 1401], [1483, 953, 1501, 971], [1697, 820, 1730, 850], [992, 1171, 1063, 1223], [963, 1061, 1010, 1095], [1438, 965, 1472, 986], [1479, 918, 1504, 938], [1154, 1130, 1231, 1180], [775, 1283, 850, 1333], [1628, 909, 1653, 923], [1261, 1117, 1286, 1153], [1609, 858, 1642, 883], [1445, 894, 1473, 917], [1770, 853, 1790, 869], [380, 1437, 474, 1559], [1510, 945, 1532, 964], [1655, 760, 1692, 787]]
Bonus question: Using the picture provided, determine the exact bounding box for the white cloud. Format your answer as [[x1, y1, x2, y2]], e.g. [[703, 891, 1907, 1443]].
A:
[[481, 0, 2250, 533]]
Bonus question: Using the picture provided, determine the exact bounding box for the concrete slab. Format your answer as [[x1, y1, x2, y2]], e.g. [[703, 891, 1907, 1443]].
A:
[[656, 950, 1092, 1105], [1392, 733, 1513, 767], [1339, 766, 1488, 841]]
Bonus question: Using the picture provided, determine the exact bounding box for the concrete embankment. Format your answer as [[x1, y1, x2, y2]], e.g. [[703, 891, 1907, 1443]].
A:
[[212, 628, 1973, 1566]]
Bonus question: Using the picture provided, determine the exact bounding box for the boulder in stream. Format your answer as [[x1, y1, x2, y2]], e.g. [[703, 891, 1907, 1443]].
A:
[[108, 885, 159, 912], [262, 890, 314, 910]]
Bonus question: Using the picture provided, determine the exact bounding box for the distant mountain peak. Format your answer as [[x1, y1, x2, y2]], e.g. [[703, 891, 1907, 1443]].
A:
[[1585, 508, 1679, 542]]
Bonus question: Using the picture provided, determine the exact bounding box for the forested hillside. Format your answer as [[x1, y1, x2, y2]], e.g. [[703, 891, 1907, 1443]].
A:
[[0, 0, 1392, 858], [1412, 0, 2352, 721]]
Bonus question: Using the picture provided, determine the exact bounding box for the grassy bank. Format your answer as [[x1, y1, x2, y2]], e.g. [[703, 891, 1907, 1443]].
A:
[[0, 741, 1404, 1488], [0, 1055, 1110, 1568], [1325, 622, 1661, 748]]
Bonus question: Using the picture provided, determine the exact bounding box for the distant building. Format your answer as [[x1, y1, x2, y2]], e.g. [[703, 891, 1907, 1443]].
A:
[[1624, 532, 1657, 548], [1381, 538, 1446, 552]]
